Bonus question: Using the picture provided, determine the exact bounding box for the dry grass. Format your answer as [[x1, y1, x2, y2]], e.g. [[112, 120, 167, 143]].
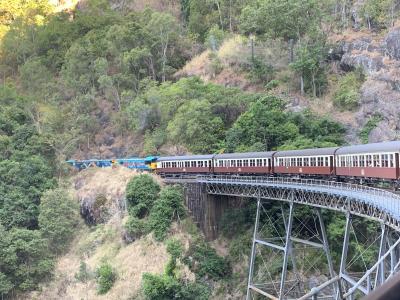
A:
[[24, 167, 174, 300]]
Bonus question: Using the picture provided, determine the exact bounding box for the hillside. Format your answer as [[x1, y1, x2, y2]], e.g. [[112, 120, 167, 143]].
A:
[[1, 0, 400, 299]]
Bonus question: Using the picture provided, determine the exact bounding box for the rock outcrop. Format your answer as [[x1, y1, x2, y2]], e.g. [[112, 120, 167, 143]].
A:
[[337, 27, 400, 143]]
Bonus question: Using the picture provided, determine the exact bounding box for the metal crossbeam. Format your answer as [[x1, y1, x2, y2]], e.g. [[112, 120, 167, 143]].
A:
[[170, 175, 400, 299]]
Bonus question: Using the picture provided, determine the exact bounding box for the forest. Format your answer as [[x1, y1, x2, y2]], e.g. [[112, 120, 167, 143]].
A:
[[1, 0, 399, 298]]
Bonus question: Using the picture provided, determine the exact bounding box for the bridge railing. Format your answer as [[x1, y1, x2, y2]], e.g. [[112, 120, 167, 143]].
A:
[[197, 175, 400, 216]]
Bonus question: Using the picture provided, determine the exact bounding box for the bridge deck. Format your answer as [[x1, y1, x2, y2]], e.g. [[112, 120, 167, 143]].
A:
[[198, 177, 400, 218]]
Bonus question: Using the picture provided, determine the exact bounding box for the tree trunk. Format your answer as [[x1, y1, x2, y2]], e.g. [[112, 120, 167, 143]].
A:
[[300, 74, 304, 96], [161, 34, 169, 82], [216, 0, 224, 30], [312, 72, 316, 98], [229, 0, 233, 32], [341, 0, 347, 27], [288, 39, 294, 63]]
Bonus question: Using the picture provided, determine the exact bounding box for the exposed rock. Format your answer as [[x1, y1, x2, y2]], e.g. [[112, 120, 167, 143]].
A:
[[73, 167, 138, 225], [383, 27, 400, 60], [355, 79, 400, 142], [369, 122, 399, 142], [340, 52, 384, 73]]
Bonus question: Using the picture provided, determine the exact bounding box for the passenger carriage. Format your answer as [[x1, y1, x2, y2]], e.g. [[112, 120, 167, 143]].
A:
[[214, 152, 274, 174], [156, 155, 214, 174], [274, 147, 338, 176], [336, 141, 400, 180]]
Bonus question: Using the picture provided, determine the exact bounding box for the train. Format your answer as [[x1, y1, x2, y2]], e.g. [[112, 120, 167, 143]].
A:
[[156, 141, 400, 184], [67, 141, 400, 184]]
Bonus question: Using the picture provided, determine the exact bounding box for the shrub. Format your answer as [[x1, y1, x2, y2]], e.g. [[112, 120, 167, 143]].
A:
[[205, 25, 225, 51], [247, 57, 274, 84], [359, 114, 383, 143], [165, 238, 183, 277], [75, 261, 91, 283], [38, 188, 80, 253], [124, 215, 150, 240], [265, 79, 280, 90], [96, 262, 116, 294], [166, 238, 183, 259], [126, 174, 160, 218], [149, 186, 185, 241], [142, 273, 210, 300], [142, 273, 180, 300], [184, 238, 231, 280], [333, 71, 364, 110]]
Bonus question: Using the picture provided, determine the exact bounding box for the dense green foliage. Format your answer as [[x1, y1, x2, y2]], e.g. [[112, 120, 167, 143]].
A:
[[38, 188, 80, 253], [149, 186, 186, 241], [226, 95, 345, 152], [95, 262, 116, 294], [333, 71, 365, 110], [0, 225, 53, 293], [125, 174, 161, 218], [2, 0, 397, 297], [142, 272, 210, 300], [125, 181, 185, 242], [184, 237, 231, 280]]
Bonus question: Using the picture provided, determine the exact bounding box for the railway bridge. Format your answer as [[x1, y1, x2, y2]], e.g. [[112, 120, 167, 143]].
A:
[[164, 175, 400, 300]]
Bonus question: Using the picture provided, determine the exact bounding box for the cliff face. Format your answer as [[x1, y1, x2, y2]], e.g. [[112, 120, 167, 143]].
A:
[[335, 27, 400, 143]]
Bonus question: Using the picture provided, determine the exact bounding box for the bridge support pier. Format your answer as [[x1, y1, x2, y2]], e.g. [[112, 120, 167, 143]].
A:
[[183, 183, 232, 240]]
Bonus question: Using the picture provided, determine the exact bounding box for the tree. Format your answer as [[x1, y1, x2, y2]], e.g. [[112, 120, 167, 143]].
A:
[[226, 95, 298, 151], [125, 174, 160, 218], [145, 12, 179, 82], [148, 186, 185, 241], [290, 32, 328, 96], [38, 188, 79, 254], [167, 99, 224, 153], [240, 0, 322, 41], [0, 226, 53, 293]]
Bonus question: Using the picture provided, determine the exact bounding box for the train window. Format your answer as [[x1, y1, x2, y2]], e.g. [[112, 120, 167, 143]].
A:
[[250, 159, 255, 167], [290, 158, 295, 166], [304, 157, 309, 166], [237, 160, 242, 167], [243, 160, 248, 167], [366, 155, 372, 167], [352, 156, 358, 167], [389, 154, 394, 167], [256, 159, 262, 166], [382, 154, 389, 167], [324, 157, 329, 167], [373, 155, 380, 167], [198, 161, 203, 168], [171, 162, 176, 168], [310, 157, 316, 167], [218, 160, 222, 167], [317, 157, 323, 167], [231, 160, 236, 167], [359, 155, 365, 167]]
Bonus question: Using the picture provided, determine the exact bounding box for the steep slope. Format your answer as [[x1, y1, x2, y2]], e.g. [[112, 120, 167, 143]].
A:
[[26, 168, 192, 299]]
